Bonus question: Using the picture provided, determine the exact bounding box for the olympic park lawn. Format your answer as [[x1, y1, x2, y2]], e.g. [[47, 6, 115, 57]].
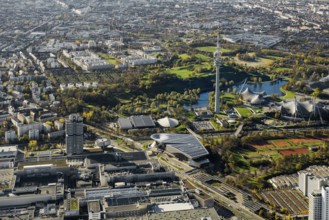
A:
[[234, 107, 253, 118], [195, 46, 233, 53]]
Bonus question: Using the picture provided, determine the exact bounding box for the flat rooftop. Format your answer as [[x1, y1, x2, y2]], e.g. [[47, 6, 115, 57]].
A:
[[87, 200, 101, 213], [153, 202, 194, 213], [148, 207, 221, 220], [86, 152, 148, 165], [0, 169, 15, 189], [118, 115, 156, 129], [0, 145, 18, 152], [17, 160, 67, 170]]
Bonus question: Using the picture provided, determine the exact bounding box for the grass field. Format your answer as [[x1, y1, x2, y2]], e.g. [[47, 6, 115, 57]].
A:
[[233, 57, 274, 68], [168, 66, 194, 79], [264, 55, 282, 60], [235, 107, 253, 118], [280, 87, 296, 100], [168, 62, 213, 79], [273, 67, 293, 73], [167, 62, 255, 83], [179, 53, 192, 60], [195, 46, 232, 53], [289, 138, 323, 145], [115, 92, 134, 104], [195, 53, 212, 62]]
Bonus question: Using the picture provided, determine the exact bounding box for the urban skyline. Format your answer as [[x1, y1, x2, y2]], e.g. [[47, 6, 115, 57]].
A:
[[0, 0, 328, 219]]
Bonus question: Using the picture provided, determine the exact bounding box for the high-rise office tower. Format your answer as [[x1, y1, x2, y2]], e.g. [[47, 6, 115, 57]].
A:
[[309, 190, 322, 220], [308, 186, 329, 220], [322, 186, 329, 220], [214, 35, 221, 113], [66, 114, 84, 155]]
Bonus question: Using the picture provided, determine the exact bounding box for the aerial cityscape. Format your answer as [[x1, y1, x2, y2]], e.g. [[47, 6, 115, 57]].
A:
[[0, 0, 329, 219]]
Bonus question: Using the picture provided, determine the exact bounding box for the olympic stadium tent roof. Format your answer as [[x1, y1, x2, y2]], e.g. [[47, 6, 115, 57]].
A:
[[280, 100, 329, 119], [150, 133, 209, 160], [319, 75, 329, 83], [241, 88, 265, 105], [157, 117, 179, 128], [310, 75, 329, 90]]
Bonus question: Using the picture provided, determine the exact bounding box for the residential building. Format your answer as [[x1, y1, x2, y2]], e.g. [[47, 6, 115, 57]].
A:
[[28, 129, 39, 140], [5, 130, 16, 143]]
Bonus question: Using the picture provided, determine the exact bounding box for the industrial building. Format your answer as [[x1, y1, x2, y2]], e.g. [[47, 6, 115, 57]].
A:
[[118, 115, 156, 130], [150, 133, 209, 167], [0, 163, 77, 219], [147, 207, 221, 220], [0, 145, 221, 220]]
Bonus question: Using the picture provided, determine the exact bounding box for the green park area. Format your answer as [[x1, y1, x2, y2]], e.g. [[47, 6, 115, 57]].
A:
[[179, 53, 192, 60], [233, 56, 274, 68], [235, 107, 253, 118], [195, 47, 277, 68], [196, 46, 233, 53], [168, 66, 195, 79], [280, 86, 296, 100], [168, 62, 213, 79], [273, 67, 293, 74], [195, 53, 212, 62], [227, 136, 328, 188]]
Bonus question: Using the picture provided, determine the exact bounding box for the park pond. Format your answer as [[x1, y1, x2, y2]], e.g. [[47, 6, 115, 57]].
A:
[[187, 79, 287, 109]]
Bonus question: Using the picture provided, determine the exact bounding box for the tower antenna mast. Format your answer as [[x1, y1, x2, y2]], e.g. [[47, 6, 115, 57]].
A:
[[214, 34, 221, 113]]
